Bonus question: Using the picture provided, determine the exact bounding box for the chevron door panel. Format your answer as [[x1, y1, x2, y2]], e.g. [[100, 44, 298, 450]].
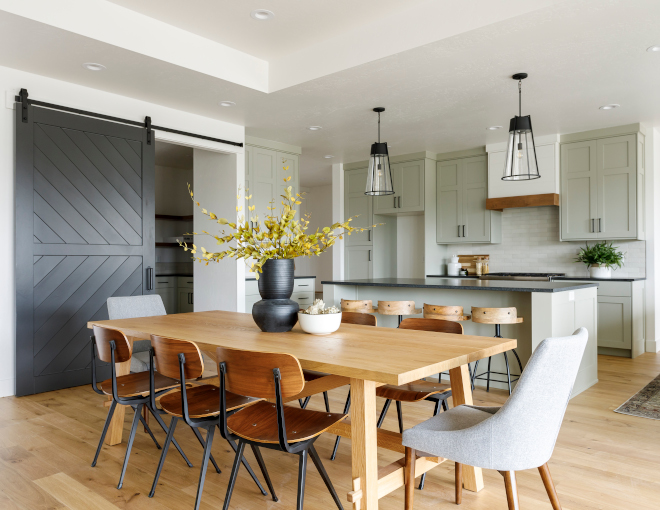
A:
[[16, 105, 155, 396]]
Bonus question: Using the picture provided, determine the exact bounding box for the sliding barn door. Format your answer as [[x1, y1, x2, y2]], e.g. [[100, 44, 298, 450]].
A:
[[15, 106, 155, 396]]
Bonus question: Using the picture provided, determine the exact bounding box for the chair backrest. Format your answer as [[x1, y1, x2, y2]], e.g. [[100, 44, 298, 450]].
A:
[[216, 347, 304, 399], [93, 325, 132, 363], [341, 299, 373, 313], [151, 335, 204, 380], [399, 317, 463, 335], [107, 295, 166, 320], [423, 304, 465, 318], [377, 300, 417, 315], [342, 311, 377, 327], [471, 306, 520, 325], [484, 328, 588, 470]]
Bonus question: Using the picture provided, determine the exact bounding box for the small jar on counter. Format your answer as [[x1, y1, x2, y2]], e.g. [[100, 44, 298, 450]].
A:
[[475, 258, 483, 276]]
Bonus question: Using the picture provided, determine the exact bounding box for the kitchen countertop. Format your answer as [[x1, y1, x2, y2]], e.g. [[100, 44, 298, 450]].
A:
[[553, 276, 646, 282], [246, 275, 316, 281], [426, 274, 480, 278], [321, 277, 598, 293]]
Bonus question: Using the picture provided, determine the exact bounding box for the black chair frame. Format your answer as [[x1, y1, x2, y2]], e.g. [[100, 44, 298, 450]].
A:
[[90, 336, 193, 489], [471, 324, 523, 395], [218, 362, 344, 510], [148, 351, 275, 510]]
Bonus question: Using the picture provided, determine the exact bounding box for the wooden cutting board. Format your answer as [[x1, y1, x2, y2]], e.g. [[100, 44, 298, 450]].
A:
[[458, 255, 489, 275]]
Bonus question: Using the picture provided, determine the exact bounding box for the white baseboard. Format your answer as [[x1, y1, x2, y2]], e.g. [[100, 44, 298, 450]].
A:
[[0, 378, 15, 398], [646, 339, 660, 353]]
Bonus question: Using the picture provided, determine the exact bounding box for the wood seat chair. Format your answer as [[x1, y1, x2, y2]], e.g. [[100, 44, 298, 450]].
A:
[[90, 325, 193, 490], [471, 307, 524, 395], [375, 317, 457, 490], [376, 300, 422, 326], [148, 335, 275, 510], [217, 347, 347, 510]]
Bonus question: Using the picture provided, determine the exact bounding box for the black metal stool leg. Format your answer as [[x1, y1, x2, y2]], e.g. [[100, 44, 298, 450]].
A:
[[92, 400, 116, 467], [149, 416, 178, 497], [471, 360, 480, 386], [309, 445, 343, 510], [222, 440, 245, 510], [486, 356, 492, 392], [377, 399, 392, 428], [192, 427, 220, 473], [250, 444, 278, 501], [225, 436, 268, 495], [331, 391, 351, 461], [511, 348, 523, 373], [395, 401, 404, 434], [118, 404, 142, 489], [323, 391, 331, 413], [503, 351, 512, 395]]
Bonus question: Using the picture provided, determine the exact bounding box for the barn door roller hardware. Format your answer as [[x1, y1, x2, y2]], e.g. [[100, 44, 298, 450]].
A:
[[14, 89, 243, 147]]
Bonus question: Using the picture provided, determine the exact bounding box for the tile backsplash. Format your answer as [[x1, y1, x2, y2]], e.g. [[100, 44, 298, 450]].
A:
[[441, 206, 645, 277]]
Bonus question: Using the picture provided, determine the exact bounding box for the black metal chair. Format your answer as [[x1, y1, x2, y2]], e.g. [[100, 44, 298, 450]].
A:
[[217, 346, 347, 510], [148, 335, 275, 510], [90, 325, 193, 489]]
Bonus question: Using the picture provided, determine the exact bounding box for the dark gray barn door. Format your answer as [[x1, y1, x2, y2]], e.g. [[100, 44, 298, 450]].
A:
[[15, 106, 155, 396]]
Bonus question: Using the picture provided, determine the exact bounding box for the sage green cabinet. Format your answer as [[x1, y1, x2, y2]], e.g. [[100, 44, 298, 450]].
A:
[[374, 160, 424, 214], [560, 134, 643, 240], [345, 246, 373, 279], [436, 156, 501, 244]]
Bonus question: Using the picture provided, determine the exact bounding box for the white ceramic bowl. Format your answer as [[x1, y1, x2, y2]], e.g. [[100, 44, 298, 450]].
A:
[[297, 312, 342, 335]]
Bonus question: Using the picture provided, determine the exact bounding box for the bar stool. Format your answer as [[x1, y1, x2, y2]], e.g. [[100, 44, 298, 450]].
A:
[[340, 299, 374, 314], [423, 304, 472, 384], [377, 300, 422, 326], [471, 307, 524, 395]]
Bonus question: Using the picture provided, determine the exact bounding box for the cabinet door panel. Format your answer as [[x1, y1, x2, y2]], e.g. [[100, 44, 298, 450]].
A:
[[597, 136, 636, 239], [345, 246, 373, 279], [398, 161, 424, 211], [462, 157, 489, 242], [346, 168, 368, 194], [598, 296, 632, 349], [374, 163, 400, 213], [346, 195, 372, 245], [251, 148, 277, 222], [561, 141, 598, 240], [436, 160, 462, 244], [178, 289, 194, 313]]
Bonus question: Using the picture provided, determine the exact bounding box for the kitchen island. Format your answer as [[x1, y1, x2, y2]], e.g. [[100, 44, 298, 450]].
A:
[[322, 277, 598, 396]]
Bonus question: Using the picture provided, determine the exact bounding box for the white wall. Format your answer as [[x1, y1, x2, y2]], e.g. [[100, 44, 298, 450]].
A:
[[332, 164, 345, 281], [0, 65, 244, 397]]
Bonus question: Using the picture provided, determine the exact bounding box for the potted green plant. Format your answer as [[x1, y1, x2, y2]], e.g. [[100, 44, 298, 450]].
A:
[[575, 242, 624, 279], [180, 163, 374, 332]]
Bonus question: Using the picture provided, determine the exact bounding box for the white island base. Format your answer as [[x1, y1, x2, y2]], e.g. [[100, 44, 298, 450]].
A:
[[323, 279, 598, 397]]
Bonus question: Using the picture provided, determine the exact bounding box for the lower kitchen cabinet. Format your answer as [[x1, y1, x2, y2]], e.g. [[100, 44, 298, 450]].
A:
[[177, 277, 195, 313], [345, 246, 373, 279], [155, 277, 177, 314]]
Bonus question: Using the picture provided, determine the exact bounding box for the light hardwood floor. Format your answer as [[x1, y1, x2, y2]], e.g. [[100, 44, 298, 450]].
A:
[[1, 353, 659, 509]]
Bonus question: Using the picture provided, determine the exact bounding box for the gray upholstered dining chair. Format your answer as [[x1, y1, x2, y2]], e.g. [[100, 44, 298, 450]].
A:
[[107, 295, 217, 376], [402, 328, 588, 509]]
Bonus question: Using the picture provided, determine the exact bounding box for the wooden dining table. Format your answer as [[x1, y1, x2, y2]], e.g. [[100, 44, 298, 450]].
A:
[[88, 310, 516, 510]]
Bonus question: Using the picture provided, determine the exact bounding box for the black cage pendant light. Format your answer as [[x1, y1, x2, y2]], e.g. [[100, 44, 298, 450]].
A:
[[502, 73, 540, 181], [365, 107, 394, 195]]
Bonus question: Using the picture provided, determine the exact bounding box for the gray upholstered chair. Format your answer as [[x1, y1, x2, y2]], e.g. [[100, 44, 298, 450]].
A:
[[402, 328, 588, 509], [107, 295, 217, 376]]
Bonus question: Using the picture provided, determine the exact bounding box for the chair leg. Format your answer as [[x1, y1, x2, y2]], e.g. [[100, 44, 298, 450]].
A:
[[418, 398, 443, 490], [193, 426, 215, 510], [538, 463, 562, 510], [92, 400, 116, 467], [301, 396, 311, 409], [486, 356, 492, 392], [296, 449, 308, 510], [191, 427, 220, 473], [250, 444, 278, 501], [503, 351, 512, 395], [331, 391, 351, 461], [396, 400, 404, 433], [225, 436, 268, 495], [441, 399, 449, 411], [471, 360, 479, 388], [138, 411, 161, 449], [404, 447, 415, 510], [309, 445, 343, 510], [147, 405, 192, 467], [222, 439, 246, 510], [377, 399, 392, 428], [149, 416, 179, 497], [455, 462, 462, 505], [298, 399, 305, 407], [323, 391, 331, 413], [502, 471, 520, 510], [117, 404, 142, 489]]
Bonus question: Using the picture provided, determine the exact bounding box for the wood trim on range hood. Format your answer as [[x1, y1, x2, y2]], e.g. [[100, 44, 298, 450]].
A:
[[486, 193, 559, 212]]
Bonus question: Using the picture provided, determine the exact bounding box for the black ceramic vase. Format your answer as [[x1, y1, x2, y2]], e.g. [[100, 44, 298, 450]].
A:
[[252, 259, 299, 332]]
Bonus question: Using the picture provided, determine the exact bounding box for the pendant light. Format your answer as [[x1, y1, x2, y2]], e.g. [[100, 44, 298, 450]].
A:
[[502, 73, 540, 181], [365, 107, 394, 195]]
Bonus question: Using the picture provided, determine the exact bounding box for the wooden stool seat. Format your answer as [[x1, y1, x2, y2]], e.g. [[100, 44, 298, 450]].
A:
[[100, 371, 179, 398], [423, 304, 471, 322], [228, 401, 347, 444], [471, 306, 523, 325], [376, 381, 451, 402], [159, 384, 260, 418], [376, 300, 422, 315], [340, 299, 374, 313]]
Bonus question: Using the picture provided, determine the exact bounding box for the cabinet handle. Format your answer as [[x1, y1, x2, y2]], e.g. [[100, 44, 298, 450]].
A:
[[599, 218, 602, 233], [458, 225, 461, 237], [394, 196, 397, 208], [591, 219, 595, 233], [398, 196, 401, 208], [191, 293, 193, 305], [368, 230, 371, 242], [463, 225, 466, 237], [368, 250, 372, 262]]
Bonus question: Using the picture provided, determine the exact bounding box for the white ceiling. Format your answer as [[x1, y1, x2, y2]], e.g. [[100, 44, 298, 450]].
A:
[[1, 0, 659, 187]]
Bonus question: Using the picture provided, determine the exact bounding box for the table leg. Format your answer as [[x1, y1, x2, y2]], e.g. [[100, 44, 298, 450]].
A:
[[350, 378, 379, 510], [104, 337, 134, 446], [448, 365, 484, 492]]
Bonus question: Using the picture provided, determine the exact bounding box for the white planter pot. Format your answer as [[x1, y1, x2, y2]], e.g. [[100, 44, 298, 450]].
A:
[[590, 265, 612, 279], [297, 312, 342, 335]]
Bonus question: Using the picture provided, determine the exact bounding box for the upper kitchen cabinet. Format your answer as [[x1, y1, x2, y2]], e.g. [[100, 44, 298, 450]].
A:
[[374, 160, 425, 214], [436, 155, 501, 244], [344, 167, 373, 246], [560, 128, 644, 241]]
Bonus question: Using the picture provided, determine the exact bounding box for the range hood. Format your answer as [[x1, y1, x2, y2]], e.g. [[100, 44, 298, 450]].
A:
[[486, 193, 559, 212]]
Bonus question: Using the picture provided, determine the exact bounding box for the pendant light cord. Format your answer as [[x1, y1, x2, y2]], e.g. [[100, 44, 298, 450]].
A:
[[377, 112, 381, 143], [518, 79, 522, 117]]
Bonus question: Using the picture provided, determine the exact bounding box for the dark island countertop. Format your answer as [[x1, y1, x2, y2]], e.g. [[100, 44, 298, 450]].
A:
[[321, 277, 598, 293], [552, 276, 645, 282]]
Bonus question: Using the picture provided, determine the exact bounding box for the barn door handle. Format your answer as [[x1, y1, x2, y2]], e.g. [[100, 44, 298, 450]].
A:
[[146, 267, 153, 290]]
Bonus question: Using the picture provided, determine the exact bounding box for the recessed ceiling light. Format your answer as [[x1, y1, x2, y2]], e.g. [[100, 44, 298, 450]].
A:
[[324, 155, 334, 159], [599, 104, 620, 110], [82, 62, 106, 71], [487, 126, 503, 130], [307, 126, 322, 131], [250, 9, 274, 21], [647, 45, 660, 52], [219, 100, 236, 107]]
